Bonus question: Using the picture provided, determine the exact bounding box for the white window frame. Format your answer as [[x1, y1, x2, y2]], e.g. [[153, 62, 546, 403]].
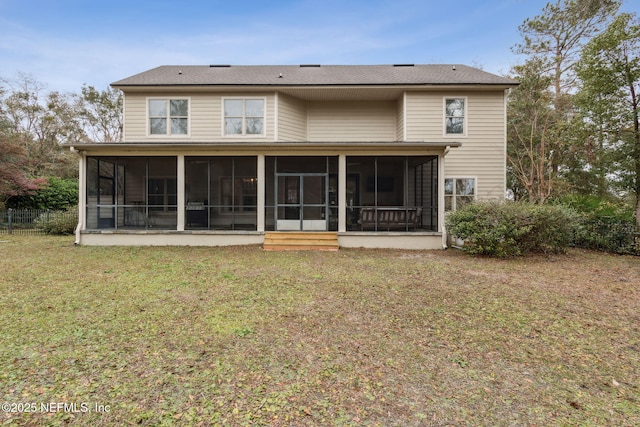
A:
[[222, 97, 266, 137], [443, 97, 467, 137], [444, 176, 476, 211], [147, 97, 190, 137]]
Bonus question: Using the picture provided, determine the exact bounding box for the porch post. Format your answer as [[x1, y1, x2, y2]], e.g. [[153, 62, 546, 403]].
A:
[[257, 154, 265, 232], [439, 151, 447, 248], [338, 154, 346, 233], [177, 155, 185, 231], [75, 149, 86, 244]]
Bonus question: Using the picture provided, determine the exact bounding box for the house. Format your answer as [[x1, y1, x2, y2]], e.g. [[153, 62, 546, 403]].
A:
[[68, 64, 518, 249]]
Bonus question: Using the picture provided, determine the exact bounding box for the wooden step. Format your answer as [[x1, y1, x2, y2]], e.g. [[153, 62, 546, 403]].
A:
[[264, 232, 339, 251]]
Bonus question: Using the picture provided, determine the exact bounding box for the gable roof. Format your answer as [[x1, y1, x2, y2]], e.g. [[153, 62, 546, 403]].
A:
[[111, 64, 518, 88]]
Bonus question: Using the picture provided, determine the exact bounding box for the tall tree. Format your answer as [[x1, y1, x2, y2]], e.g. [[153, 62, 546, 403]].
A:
[[0, 76, 125, 204], [575, 13, 640, 226], [514, 0, 621, 98], [507, 58, 556, 202], [76, 85, 123, 142], [0, 114, 46, 206], [0, 74, 82, 178], [508, 0, 620, 201]]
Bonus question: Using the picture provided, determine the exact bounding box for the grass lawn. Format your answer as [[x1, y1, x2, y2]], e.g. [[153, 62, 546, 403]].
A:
[[0, 236, 638, 426]]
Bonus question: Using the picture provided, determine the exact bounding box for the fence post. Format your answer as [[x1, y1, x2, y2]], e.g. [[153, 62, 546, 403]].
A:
[[7, 208, 12, 235]]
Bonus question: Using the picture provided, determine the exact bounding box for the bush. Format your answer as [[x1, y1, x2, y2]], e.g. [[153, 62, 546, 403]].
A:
[[7, 177, 78, 210], [35, 207, 78, 235], [552, 194, 633, 222], [446, 201, 578, 257], [573, 217, 637, 254], [552, 195, 638, 254]]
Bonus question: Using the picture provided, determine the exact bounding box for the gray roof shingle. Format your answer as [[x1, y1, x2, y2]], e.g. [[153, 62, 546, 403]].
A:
[[111, 64, 518, 87]]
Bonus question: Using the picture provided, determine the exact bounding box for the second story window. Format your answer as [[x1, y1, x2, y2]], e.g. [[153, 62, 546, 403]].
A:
[[444, 98, 465, 135], [149, 99, 188, 135], [224, 99, 264, 136]]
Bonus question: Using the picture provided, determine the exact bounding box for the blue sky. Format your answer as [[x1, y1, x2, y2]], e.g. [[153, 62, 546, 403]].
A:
[[0, 0, 637, 93]]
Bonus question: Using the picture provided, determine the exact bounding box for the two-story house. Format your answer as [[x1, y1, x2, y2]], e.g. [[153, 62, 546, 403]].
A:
[[68, 64, 517, 249]]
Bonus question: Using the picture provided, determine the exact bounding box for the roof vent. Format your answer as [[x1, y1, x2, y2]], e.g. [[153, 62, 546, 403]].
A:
[[300, 64, 321, 67], [209, 64, 231, 68], [393, 64, 414, 67]]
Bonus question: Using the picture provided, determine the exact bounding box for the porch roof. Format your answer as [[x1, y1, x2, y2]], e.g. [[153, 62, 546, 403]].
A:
[[67, 141, 462, 153]]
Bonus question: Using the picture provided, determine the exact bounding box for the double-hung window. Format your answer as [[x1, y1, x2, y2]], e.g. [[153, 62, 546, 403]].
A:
[[149, 99, 189, 135], [444, 178, 475, 211], [444, 98, 466, 135], [224, 98, 265, 136]]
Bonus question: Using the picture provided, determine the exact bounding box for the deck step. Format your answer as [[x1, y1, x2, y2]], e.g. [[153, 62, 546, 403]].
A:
[[264, 232, 339, 251]]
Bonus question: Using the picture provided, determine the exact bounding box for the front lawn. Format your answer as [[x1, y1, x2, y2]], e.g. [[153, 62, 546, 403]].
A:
[[0, 236, 638, 426]]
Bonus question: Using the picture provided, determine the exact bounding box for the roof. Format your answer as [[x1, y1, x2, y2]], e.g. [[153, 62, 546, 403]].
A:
[[111, 64, 518, 88], [67, 141, 463, 151]]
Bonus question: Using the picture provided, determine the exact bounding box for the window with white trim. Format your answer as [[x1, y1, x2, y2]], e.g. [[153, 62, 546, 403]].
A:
[[149, 99, 188, 135], [444, 98, 466, 135], [224, 98, 265, 136], [444, 178, 475, 211]]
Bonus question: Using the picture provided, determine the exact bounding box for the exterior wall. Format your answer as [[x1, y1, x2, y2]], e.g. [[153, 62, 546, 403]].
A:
[[338, 233, 443, 250], [89, 83, 509, 248], [277, 93, 307, 141], [79, 231, 442, 249], [405, 90, 506, 200], [307, 101, 397, 142], [79, 231, 263, 247], [122, 92, 275, 142]]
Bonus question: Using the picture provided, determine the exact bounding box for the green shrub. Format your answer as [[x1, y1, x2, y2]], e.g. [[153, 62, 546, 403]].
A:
[[552, 195, 637, 254], [35, 206, 78, 235], [551, 194, 633, 222], [446, 202, 578, 257], [7, 177, 78, 210]]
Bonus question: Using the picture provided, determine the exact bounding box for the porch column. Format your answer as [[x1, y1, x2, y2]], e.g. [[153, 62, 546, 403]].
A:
[[338, 154, 346, 233], [177, 155, 185, 231], [75, 149, 86, 244], [438, 151, 446, 248], [257, 154, 265, 232]]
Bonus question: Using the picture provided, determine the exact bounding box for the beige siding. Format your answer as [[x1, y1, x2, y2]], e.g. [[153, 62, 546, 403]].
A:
[[406, 91, 506, 200], [307, 101, 397, 142], [123, 92, 275, 142], [121, 89, 506, 199], [396, 95, 405, 141], [122, 93, 146, 140], [277, 93, 307, 141]]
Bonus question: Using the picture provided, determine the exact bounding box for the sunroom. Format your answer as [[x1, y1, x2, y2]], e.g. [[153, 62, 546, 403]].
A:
[[76, 146, 452, 249]]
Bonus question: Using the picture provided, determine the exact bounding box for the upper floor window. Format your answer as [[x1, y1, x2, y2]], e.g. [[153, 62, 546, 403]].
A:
[[224, 98, 265, 136], [149, 99, 188, 135], [444, 177, 475, 211], [444, 98, 466, 135]]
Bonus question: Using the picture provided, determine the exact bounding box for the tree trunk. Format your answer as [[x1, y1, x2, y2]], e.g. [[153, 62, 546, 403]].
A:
[[626, 63, 640, 228]]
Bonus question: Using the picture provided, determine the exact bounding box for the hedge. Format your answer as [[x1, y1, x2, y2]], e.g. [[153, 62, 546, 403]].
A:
[[445, 201, 578, 257]]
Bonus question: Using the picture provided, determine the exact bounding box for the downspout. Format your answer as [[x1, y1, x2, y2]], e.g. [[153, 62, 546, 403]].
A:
[[70, 147, 85, 245]]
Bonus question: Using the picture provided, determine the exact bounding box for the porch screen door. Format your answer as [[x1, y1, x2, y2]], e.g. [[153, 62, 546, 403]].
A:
[[276, 174, 327, 231]]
